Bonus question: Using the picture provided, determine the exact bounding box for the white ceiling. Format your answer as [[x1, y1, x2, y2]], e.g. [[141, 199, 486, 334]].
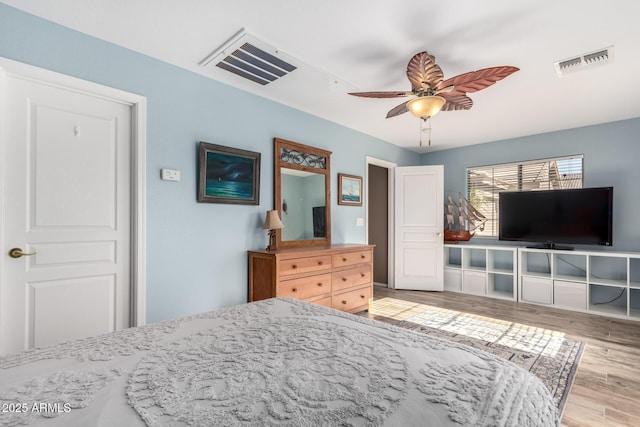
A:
[[5, 0, 640, 152]]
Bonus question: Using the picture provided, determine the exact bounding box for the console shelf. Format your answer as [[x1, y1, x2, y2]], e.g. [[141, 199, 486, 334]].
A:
[[445, 244, 640, 322], [519, 247, 640, 321], [444, 244, 517, 301]]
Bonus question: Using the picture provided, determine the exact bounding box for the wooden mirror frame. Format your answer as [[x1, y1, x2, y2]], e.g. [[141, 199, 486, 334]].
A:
[[274, 138, 332, 249]]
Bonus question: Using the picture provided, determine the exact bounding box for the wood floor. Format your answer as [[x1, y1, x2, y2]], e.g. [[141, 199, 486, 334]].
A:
[[363, 287, 640, 427]]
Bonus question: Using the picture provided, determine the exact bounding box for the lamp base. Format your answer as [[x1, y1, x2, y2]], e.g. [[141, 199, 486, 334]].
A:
[[266, 230, 278, 251]]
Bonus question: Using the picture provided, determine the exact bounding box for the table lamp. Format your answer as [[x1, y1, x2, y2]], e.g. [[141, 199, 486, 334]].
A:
[[262, 210, 284, 251]]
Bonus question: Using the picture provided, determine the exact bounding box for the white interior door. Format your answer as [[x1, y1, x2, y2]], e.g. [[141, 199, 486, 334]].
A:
[[394, 165, 444, 290], [0, 70, 133, 355]]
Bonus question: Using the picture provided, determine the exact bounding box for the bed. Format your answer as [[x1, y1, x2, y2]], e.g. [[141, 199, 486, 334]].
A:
[[0, 298, 558, 426]]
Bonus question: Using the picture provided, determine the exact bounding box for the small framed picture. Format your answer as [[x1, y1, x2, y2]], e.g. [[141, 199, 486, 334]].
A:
[[338, 173, 362, 206], [198, 142, 261, 205]]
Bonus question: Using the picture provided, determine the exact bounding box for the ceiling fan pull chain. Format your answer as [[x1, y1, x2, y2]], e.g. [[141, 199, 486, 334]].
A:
[[419, 117, 432, 148]]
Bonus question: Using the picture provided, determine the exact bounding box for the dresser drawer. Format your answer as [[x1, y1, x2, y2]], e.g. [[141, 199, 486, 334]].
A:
[[279, 255, 332, 276], [308, 295, 332, 308], [332, 250, 372, 268], [332, 265, 372, 292], [248, 245, 374, 313], [277, 273, 331, 299], [332, 285, 372, 313]]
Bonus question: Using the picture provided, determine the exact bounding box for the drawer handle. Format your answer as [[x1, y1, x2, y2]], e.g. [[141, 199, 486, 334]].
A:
[[361, 273, 365, 277], [342, 257, 347, 262], [360, 294, 365, 299], [318, 260, 323, 265], [317, 283, 323, 287], [342, 300, 347, 305], [292, 264, 298, 269], [342, 277, 347, 282], [292, 288, 297, 293], [361, 254, 365, 259]]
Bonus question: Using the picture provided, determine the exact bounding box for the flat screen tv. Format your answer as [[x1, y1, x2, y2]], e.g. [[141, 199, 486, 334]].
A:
[[499, 187, 613, 248], [312, 206, 326, 238]]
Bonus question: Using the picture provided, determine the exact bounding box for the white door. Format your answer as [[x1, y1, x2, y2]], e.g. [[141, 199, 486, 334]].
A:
[[0, 70, 133, 355], [394, 165, 444, 290]]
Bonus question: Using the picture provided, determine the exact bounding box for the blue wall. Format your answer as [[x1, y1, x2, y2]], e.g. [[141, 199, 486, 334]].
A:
[[0, 4, 420, 322], [421, 118, 640, 252]]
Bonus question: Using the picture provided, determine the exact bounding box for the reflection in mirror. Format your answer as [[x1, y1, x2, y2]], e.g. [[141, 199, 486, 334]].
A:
[[280, 169, 326, 241], [274, 138, 332, 249]]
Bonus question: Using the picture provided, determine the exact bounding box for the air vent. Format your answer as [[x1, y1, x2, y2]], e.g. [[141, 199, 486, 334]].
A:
[[553, 46, 614, 77], [200, 29, 297, 85]]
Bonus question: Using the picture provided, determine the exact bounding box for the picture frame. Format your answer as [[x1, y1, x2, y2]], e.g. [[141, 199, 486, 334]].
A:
[[197, 141, 261, 205], [338, 173, 363, 206]]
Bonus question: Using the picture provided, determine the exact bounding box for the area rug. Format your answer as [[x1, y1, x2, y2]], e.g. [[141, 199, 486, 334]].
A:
[[390, 306, 584, 416]]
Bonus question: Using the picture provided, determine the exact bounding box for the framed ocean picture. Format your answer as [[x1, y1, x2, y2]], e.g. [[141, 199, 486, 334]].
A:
[[338, 173, 362, 206], [197, 142, 261, 205]]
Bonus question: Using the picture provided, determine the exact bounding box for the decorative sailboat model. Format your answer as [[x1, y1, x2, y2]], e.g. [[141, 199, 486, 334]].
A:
[[444, 193, 487, 243]]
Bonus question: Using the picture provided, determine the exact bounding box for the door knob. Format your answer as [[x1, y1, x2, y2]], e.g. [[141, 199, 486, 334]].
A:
[[8, 248, 37, 259]]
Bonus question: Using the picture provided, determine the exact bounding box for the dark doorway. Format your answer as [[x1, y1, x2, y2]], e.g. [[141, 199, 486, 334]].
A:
[[368, 164, 388, 285]]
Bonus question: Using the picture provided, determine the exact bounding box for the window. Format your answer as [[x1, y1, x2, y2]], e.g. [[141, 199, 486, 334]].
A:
[[467, 155, 583, 237]]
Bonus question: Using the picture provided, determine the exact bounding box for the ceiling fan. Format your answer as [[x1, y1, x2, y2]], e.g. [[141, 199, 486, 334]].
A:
[[349, 51, 519, 145]]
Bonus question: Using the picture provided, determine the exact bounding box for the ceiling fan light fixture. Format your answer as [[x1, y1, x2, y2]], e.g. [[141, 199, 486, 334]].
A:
[[407, 96, 446, 119]]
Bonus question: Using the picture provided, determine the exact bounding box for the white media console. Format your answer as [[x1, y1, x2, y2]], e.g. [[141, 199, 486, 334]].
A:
[[444, 244, 640, 322]]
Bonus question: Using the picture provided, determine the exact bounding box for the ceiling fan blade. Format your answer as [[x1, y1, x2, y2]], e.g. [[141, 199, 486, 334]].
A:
[[440, 93, 473, 111], [439, 66, 519, 94], [406, 51, 444, 92], [349, 91, 413, 98], [386, 100, 410, 118], [435, 85, 455, 94]]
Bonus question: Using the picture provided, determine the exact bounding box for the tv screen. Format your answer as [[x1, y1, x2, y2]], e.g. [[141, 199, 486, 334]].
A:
[[312, 206, 326, 238], [499, 187, 613, 247]]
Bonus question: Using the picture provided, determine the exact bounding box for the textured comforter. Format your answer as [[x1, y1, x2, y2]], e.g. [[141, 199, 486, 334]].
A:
[[0, 298, 558, 426]]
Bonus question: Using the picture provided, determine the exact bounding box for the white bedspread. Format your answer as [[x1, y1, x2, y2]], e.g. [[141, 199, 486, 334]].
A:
[[0, 298, 558, 426]]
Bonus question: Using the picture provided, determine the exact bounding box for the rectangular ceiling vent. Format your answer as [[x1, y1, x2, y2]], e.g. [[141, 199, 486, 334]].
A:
[[553, 46, 614, 77], [199, 29, 297, 85]]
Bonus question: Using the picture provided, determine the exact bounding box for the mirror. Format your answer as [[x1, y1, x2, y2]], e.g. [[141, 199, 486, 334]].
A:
[[280, 169, 326, 241], [274, 138, 331, 249]]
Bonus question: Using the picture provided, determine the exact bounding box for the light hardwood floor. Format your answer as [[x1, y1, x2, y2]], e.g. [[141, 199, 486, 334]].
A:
[[363, 287, 640, 427]]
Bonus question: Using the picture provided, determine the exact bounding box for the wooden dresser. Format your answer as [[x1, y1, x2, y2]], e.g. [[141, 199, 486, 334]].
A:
[[248, 244, 374, 313]]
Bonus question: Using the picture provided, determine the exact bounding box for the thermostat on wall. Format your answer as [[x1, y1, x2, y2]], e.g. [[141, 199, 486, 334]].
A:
[[161, 169, 180, 181]]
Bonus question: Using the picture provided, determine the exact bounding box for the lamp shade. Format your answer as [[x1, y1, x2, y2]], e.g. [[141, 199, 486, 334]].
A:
[[262, 210, 284, 230], [406, 96, 446, 118]]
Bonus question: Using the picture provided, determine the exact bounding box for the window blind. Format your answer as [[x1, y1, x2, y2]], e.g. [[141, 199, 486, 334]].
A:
[[466, 155, 583, 237]]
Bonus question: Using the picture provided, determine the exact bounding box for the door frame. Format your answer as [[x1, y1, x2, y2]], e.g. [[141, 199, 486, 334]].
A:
[[0, 56, 147, 327], [365, 156, 396, 289]]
